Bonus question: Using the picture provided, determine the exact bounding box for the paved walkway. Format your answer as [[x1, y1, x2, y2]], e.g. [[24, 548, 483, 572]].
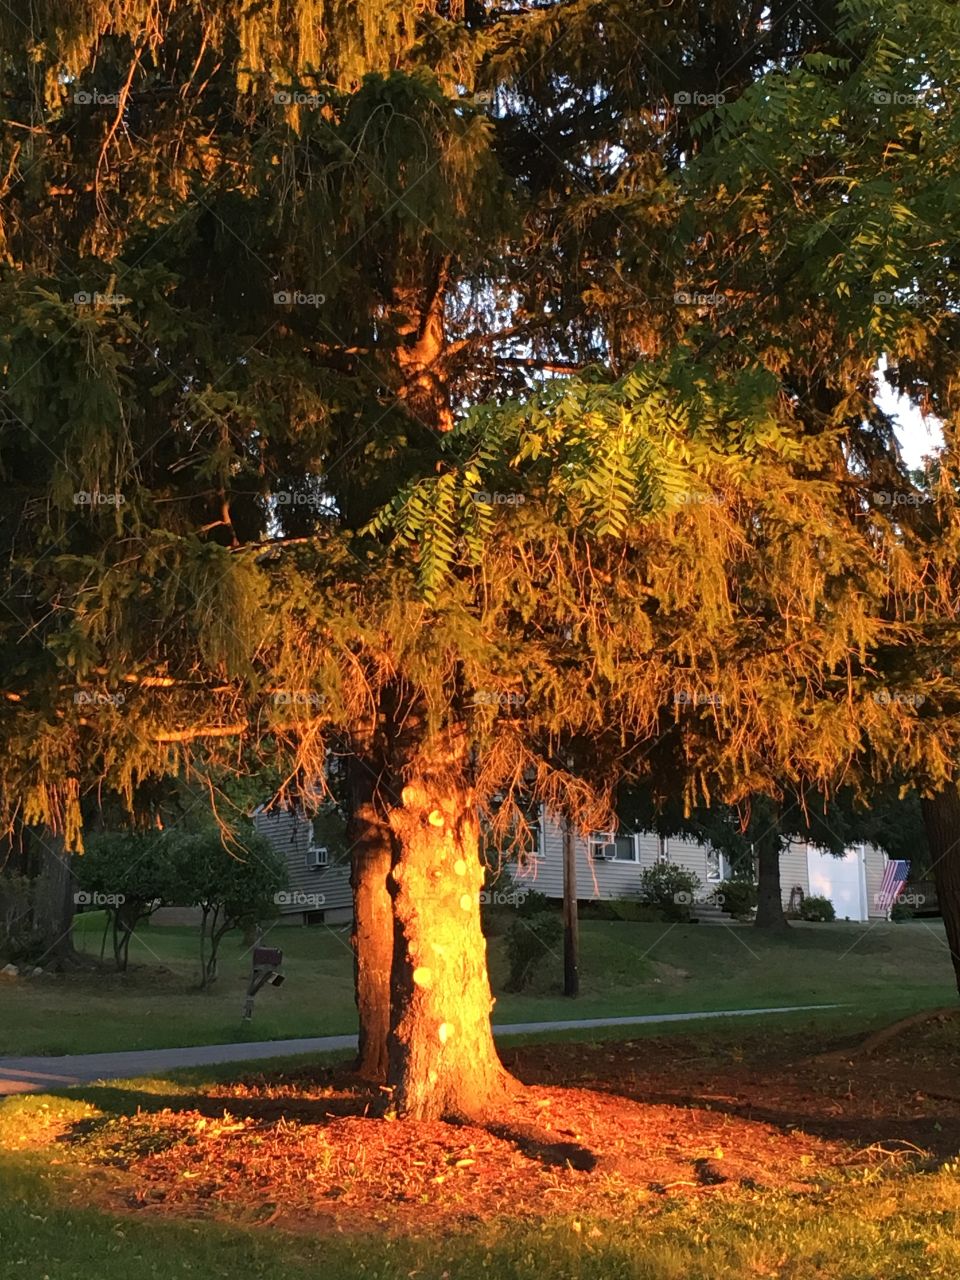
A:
[[0, 1004, 840, 1095]]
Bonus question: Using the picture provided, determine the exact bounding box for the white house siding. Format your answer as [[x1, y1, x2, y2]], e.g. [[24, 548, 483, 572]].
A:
[[253, 809, 353, 924], [780, 840, 810, 911], [864, 845, 890, 919], [508, 811, 711, 902]]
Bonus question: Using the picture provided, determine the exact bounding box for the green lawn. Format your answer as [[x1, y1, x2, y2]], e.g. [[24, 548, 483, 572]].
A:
[[0, 911, 954, 1056], [2, 1044, 960, 1280], [1, 1155, 958, 1280]]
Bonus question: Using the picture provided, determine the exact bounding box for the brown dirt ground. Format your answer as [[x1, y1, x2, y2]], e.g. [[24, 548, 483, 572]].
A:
[[13, 1016, 960, 1237]]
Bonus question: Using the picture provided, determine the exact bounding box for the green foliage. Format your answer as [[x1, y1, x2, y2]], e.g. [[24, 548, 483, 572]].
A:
[[166, 823, 287, 987], [718, 880, 758, 920], [890, 899, 916, 922], [799, 895, 837, 923], [504, 911, 562, 992], [638, 864, 702, 923], [76, 832, 178, 970]]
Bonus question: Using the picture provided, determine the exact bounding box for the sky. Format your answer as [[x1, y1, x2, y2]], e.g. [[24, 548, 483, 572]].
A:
[[876, 371, 944, 471]]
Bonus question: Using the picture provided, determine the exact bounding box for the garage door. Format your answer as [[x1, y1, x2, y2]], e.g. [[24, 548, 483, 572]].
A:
[[806, 846, 868, 922]]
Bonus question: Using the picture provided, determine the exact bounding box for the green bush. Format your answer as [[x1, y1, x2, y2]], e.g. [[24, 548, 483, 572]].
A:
[[890, 899, 915, 922], [718, 880, 757, 919], [638, 863, 701, 922], [799, 894, 836, 922], [504, 911, 562, 991]]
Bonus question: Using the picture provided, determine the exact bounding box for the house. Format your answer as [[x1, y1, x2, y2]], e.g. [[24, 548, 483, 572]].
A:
[[252, 807, 353, 925], [254, 803, 896, 926], [504, 811, 894, 922]]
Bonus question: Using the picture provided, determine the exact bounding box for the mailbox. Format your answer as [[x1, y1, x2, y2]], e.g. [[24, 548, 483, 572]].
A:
[[242, 943, 285, 1020]]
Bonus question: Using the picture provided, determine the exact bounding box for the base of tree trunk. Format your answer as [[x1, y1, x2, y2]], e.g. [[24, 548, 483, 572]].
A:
[[385, 753, 520, 1122], [348, 757, 394, 1084]]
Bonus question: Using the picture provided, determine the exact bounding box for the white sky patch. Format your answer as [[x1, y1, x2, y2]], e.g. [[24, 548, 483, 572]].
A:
[[875, 364, 944, 470]]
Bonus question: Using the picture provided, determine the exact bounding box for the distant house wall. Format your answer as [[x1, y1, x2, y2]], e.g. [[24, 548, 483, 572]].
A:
[[253, 809, 353, 924], [509, 811, 715, 902]]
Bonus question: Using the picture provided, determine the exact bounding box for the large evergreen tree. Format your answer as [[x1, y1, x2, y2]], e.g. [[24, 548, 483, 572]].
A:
[[2, 0, 958, 1114]]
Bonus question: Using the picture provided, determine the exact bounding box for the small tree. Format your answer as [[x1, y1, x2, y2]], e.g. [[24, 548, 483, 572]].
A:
[[75, 832, 174, 971], [170, 824, 286, 989]]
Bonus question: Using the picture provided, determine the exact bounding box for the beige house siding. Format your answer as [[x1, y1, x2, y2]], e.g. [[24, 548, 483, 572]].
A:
[[253, 809, 353, 922], [509, 811, 718, 901]]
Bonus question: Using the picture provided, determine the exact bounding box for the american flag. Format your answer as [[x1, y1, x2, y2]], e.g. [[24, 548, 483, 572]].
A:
[[876, 859, 911, 916]]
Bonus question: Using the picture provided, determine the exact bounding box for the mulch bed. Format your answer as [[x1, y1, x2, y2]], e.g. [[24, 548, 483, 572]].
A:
[[20, 1016, 960, 1237]]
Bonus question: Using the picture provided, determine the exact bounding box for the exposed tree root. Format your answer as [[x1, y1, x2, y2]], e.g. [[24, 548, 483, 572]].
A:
[[813, 1006, 960, 1066]]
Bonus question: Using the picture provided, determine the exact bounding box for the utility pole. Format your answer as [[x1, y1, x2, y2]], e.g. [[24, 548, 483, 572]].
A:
[[562, 816, 580, 997]]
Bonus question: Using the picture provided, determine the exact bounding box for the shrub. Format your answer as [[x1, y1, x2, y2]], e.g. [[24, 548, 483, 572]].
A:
[[76, 831, 178, 970], [504, 911, 562, 991], [890, 899, 915, 922], [638, 863, 701, 922], [718, 880, 757, 919], [799, 894, 836, 922]]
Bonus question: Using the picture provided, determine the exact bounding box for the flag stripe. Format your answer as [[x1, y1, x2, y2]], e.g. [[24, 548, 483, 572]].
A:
[[876, 860, 911, 915]]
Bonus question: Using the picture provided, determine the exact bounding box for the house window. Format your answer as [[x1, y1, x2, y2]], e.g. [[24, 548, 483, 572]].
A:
[[656, 834, 669, 863], [589, 832, 639, 862], [305, 842, 328, 869]]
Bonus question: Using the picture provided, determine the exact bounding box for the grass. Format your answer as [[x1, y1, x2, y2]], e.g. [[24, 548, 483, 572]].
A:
[[2, 1159, 959, 1280], [2, 1007, 960, 1279], [3, 1014, 960, 1280], [0, 911, 954, 1057]]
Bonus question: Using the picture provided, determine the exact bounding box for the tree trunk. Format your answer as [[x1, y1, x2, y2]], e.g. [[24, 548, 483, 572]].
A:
[[385, 741, 515, 1120], [30, 828, 78, 965], [347, 755, 394, 1082], [919, 785, 960, 998], [562, 818, 579, 997], [754, 827, 789, 930]]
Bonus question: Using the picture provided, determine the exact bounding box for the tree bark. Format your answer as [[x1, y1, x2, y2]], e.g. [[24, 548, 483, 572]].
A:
[[919, 785, 960, 998], [385, 737, 515, 1120], [347, 754, 394, 1082], [754, 826, 789, 930], [30, 828, 78, 965], [562, 818, 579, 997]]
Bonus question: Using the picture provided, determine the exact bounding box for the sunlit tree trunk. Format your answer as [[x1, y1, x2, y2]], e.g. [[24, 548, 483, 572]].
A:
[[385, 733, 516, 1120], [347, 754, 394, 1082], [920, 785, 960, 999]]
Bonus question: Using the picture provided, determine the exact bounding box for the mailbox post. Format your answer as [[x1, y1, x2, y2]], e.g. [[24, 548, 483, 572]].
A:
[[242, 944, 285, 1021]]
